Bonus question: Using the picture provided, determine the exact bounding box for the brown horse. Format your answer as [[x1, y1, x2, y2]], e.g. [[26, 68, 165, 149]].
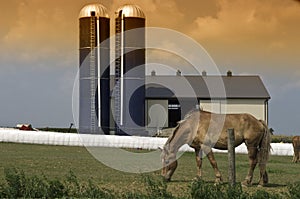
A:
[[292, 136, 300, 163], [161, 110, 271, 187]]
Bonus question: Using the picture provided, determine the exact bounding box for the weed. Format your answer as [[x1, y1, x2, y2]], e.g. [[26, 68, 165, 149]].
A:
[[1, 167, 299, 198], [142, 174, 174, 199], [251, 189, 281, 199], [287, 181, 300, 199]]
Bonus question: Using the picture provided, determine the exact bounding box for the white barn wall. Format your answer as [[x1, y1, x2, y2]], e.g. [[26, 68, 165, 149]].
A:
[[200, 99, 266, 121], [224, 99, 265, 121], [200, 100, 222, 113]]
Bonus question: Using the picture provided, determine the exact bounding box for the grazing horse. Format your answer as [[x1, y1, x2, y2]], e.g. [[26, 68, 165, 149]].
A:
[[292, 136, 300, 163], [161, 110, 271, 187]]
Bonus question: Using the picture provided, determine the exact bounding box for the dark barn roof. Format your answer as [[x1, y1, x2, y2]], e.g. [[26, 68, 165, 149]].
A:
[[110, 75, 270, 99]]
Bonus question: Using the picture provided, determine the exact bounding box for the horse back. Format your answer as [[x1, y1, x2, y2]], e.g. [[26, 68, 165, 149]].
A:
[[197, 111, 266, 149], [292, 136, 300, 149]]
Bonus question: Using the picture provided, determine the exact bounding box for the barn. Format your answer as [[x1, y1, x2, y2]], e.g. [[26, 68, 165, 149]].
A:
[[78, 4, 270, 136], [109, 70, 271, 135]]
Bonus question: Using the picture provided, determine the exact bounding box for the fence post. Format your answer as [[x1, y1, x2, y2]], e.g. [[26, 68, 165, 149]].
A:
[[227, 128, 236, 186]]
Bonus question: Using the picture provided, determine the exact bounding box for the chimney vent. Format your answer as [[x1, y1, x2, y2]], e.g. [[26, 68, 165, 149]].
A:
[[227, 70, 232, 77], [151, 70, 156, 76], [202, 70, 207, 76]]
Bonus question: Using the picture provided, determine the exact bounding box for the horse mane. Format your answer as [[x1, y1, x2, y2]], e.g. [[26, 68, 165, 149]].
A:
[[166, 108, 199, 146], [183, 108, 198, 120], [165, 124, 180, 146]]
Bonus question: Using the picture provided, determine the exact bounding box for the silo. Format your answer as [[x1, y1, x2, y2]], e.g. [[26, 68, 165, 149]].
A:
[[114, 5, 146, 135], [79, 4, 110, 134]]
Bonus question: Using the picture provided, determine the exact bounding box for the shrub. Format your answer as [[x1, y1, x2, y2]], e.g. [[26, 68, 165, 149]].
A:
[[287, 181, 300, 199], [63, 170, 80, 197], [271, 135, 293, 143], [1, 168, 300, 198], [0, 168, 115, 198], [251, 189, 281, 199], [190, 179, 248, 199], [48, 179, 65, 198], [3, 167, 26, 198], [82, 180, 113, 198], [190, 179, 221, 199], [23, 175, 49, 198], [62, 170, 113, 198], [142, 174, 174, 199], [224, 184, 248, 199], [2, 168, 50, 198]]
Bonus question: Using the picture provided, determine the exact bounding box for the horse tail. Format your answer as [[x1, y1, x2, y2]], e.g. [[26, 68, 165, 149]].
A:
[[258, 120, 271, 166]]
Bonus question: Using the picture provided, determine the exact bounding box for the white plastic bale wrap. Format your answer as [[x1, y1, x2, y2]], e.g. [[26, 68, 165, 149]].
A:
[[212, 143, 294, 156], [0, 128, 294, 156], [270, 143, 294, 156]]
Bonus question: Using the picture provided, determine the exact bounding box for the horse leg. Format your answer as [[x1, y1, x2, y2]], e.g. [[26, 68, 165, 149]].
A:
[[294, 150, 300, 163], [260, 170, 268, 187], [292, 146, 297, 163], [258, 161, 268, 187], [292, 154, 296, 163], [206, 150, 223, 183], [195, 148, 203, 179], [242, 146, 258, 186]]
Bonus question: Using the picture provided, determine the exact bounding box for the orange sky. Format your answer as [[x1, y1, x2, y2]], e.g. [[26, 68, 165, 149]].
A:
[[1, 0, 299, 73], [0, 0, 299, 133]]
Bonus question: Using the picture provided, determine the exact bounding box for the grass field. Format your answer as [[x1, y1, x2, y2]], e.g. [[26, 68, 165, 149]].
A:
[[0, 142, 299, 197]]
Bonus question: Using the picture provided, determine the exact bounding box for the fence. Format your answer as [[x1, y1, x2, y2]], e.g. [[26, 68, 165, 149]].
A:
[[0, 128, 294, 156]]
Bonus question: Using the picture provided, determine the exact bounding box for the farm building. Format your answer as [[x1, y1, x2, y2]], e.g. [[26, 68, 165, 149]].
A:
[[78, 4, 271, 136], [109, 71, 271, 134]]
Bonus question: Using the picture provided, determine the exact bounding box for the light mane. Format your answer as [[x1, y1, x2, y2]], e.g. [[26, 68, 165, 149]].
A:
[[166, 109, 198, 146], [165, 124, 180, 146]]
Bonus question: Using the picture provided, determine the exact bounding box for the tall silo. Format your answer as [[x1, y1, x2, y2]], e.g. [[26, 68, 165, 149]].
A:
[[79, 4, 110, 134], [114, 5, 146, 135]]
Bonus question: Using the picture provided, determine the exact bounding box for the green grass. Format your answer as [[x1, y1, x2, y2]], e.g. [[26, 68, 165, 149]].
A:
[[0, 142, 299, 197]]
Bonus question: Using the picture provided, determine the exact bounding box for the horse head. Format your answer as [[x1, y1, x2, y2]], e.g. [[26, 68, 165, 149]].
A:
[[160, 145, 178, 181]]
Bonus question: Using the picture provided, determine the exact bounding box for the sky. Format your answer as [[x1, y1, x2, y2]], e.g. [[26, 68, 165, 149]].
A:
[[0, 0, 299, 135]]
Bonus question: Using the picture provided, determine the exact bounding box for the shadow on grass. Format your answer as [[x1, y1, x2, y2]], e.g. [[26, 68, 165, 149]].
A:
[[255, 183, 286, 188], [168, 179, 192, 183], [171, 179, 287, 189]]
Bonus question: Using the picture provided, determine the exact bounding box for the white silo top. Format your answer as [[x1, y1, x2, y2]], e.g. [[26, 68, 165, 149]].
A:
[[79, 4, 109, 18], [116, 4, 145, 18]]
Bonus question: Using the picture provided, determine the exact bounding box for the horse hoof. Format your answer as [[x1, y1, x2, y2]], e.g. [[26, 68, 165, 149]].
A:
[[242, 184, 248, 188], [194, 176, 202, 180], [214, 178, 223, 185], [162, 176, 171, 182], [257, 183, 267, 187], [242, 180, 251, 187]]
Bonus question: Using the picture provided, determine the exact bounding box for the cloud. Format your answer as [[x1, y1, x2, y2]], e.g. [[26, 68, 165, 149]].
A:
[[110, 0, 185, 29], [0, 0, 188, 70], [0, 0, 78, 69], [190, 0, 300, 41], [184, 0, 300, 74]]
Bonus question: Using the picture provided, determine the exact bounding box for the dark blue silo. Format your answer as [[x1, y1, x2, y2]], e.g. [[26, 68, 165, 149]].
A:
[[114, 5, 146, 135], [79, 4, 110, 134]]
